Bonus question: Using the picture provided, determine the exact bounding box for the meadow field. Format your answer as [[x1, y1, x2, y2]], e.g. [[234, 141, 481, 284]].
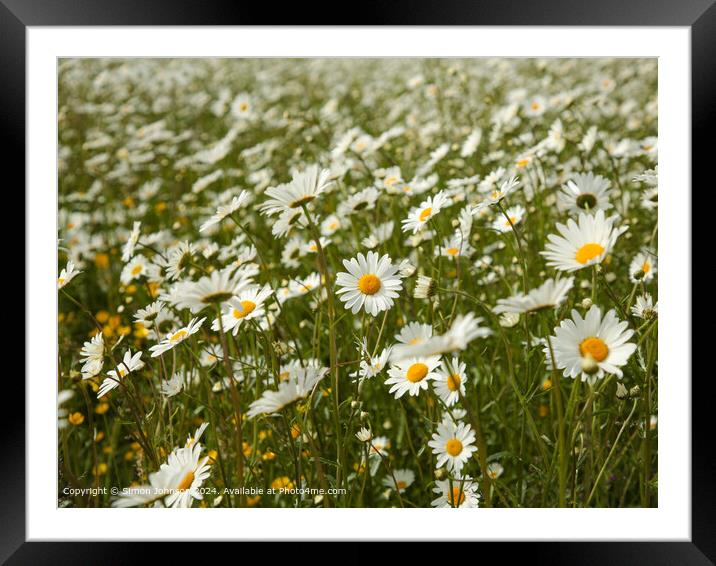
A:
[[57, 58, 658, 508]]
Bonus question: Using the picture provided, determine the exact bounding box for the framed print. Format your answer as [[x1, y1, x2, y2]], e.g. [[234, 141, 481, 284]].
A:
[[6, 0, 710, 561]]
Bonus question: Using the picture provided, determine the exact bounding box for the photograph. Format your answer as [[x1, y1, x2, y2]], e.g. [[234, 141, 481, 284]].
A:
[[56, 56, 659, 510]]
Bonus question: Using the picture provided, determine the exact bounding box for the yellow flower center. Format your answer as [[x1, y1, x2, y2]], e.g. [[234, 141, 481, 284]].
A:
[[446, 438, 463, 456], [406, 363, 429, 383], [450, 486, 466, 506], [131, 265, 143, 276], [504, 216, 517, 227], [170, 329, 188, 342], [516, 158, 530, 167], [419, 207, 433, 222], [233, 300, 257, 319], [579, 336, 609, 362], [239, 102, 249, 112], [642, 261, 651, 273], [177, 471, 195, 491], [490, 190, 501, 201], [446, 247, 459, 256], [531, 101, 541, 111], [58, 277, 65, 285], [447, 373, 461, 391], [396, 480, 407, 490], [575, 243, 605, 264], [385, 176, 399, 187], [357, 274, 381, 295]]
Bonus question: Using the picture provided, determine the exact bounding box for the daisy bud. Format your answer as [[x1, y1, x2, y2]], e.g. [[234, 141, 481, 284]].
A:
[[350, 400, 360, 410], [435, 468, 446, 480], [616, 382, 628, 400], [581, 298, 593, 309], [414, 275, 437, 299], [360, 411, 369, 422], [629, 385, 641, 398], [581, 354, 599, 375]]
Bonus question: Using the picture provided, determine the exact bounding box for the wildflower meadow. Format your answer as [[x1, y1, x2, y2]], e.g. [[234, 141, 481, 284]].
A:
[[58, 58, 658, 508]]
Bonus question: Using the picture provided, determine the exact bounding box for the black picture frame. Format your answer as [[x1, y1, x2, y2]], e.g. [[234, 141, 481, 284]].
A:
[[6, 0, 708, 561]]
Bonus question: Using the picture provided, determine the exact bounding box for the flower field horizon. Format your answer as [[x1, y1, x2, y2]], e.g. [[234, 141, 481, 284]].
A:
[[57, 58, 658, 508]]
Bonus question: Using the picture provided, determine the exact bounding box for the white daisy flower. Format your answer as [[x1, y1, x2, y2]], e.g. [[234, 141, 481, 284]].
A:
[[438, 232, 475, 259], [487, 462, 504, 480], [260, 165, 332, 217], [98, 349, 145, 398], [120, 255, 150, 285], [121, 221, 142, 262], [629, 251, 657, 283], [321, 214, 342, 236], [382, 469, 415, 493], [541, 210, 626, 272], [212, 284, 273, 335], [431, 476, 481, 508], [428, 419, 478, 474], [161, 372, 185, 398], [150, 317, 206, 358], [362, 221, 394, 249], [433, 356, 467, 407], [385, 355, 441, 398], [492, 204, 526, 233], [134, 301, 164, 327], [394, 313, 491, 360], [199, 190, 251, 232], [401, 191, 449, 234], [414, 275, 437, 300], [631, 294, 658, 320], [355, 427, 372, 442], [558, 173, 613, 215], [163, 267, 254, 313], [544, 305, 637, 382], [163, 241, 196, 281], [337, 187, 379, 217], [493, 276, 575, 314], [58, 260, 82, 289], [79, 332, 104, 379], [473, 175, 520, 213], [335, 251, 403, 316], [247, 366, 328, 418]]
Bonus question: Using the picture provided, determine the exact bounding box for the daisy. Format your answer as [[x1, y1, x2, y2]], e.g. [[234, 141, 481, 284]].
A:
[[164, 267, 254, 312], [79, 332, 104, 379], [438, 231, 474, 259], [428, 419, 478, 474], [362, 221, 394, 249], [395, 321, 433, 346], [433, 356, 467, 406], [281, 237, 305, 269], [134, 301, 164, 327], [337, 187, 379, 217], [631, 294, 658, 320], [382, 469, 415, 493], [161, 372, 185, 397], [212, 284, 273, 335], [247, 366, 328, 418], [355, 427, 372, 443], [113, 441, 211, 508], [199, 190, 251, 232], [231, 93, 252, 119], [544, 305, 637, 382], [492, 204, 526, 233], [321, 214, 342, 236], [98, 349, 145, 398], [396, 313, 492, 360], [260, 165, 332, 216], [493, 276, 575, 314], [629, 251, 657, 283], [524, 95, 547, 117], [431, 476, 481, 508], [414, 275, 437, 300], [487, 462, 504, 480], [558, 173, 613, 215], [541, 210, 626, 272], [385, 355, 441, 398], [473, 175, 521, 213], [120, 255, 149, 285], [351, 339, 392, 382], [58, 260, 81, 289], [150, 317, 206, 357], [164, 241, 196, 281], [401, 191, 449, 234], [335, 251, 403, 316], [121, 221, 142, 261]]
